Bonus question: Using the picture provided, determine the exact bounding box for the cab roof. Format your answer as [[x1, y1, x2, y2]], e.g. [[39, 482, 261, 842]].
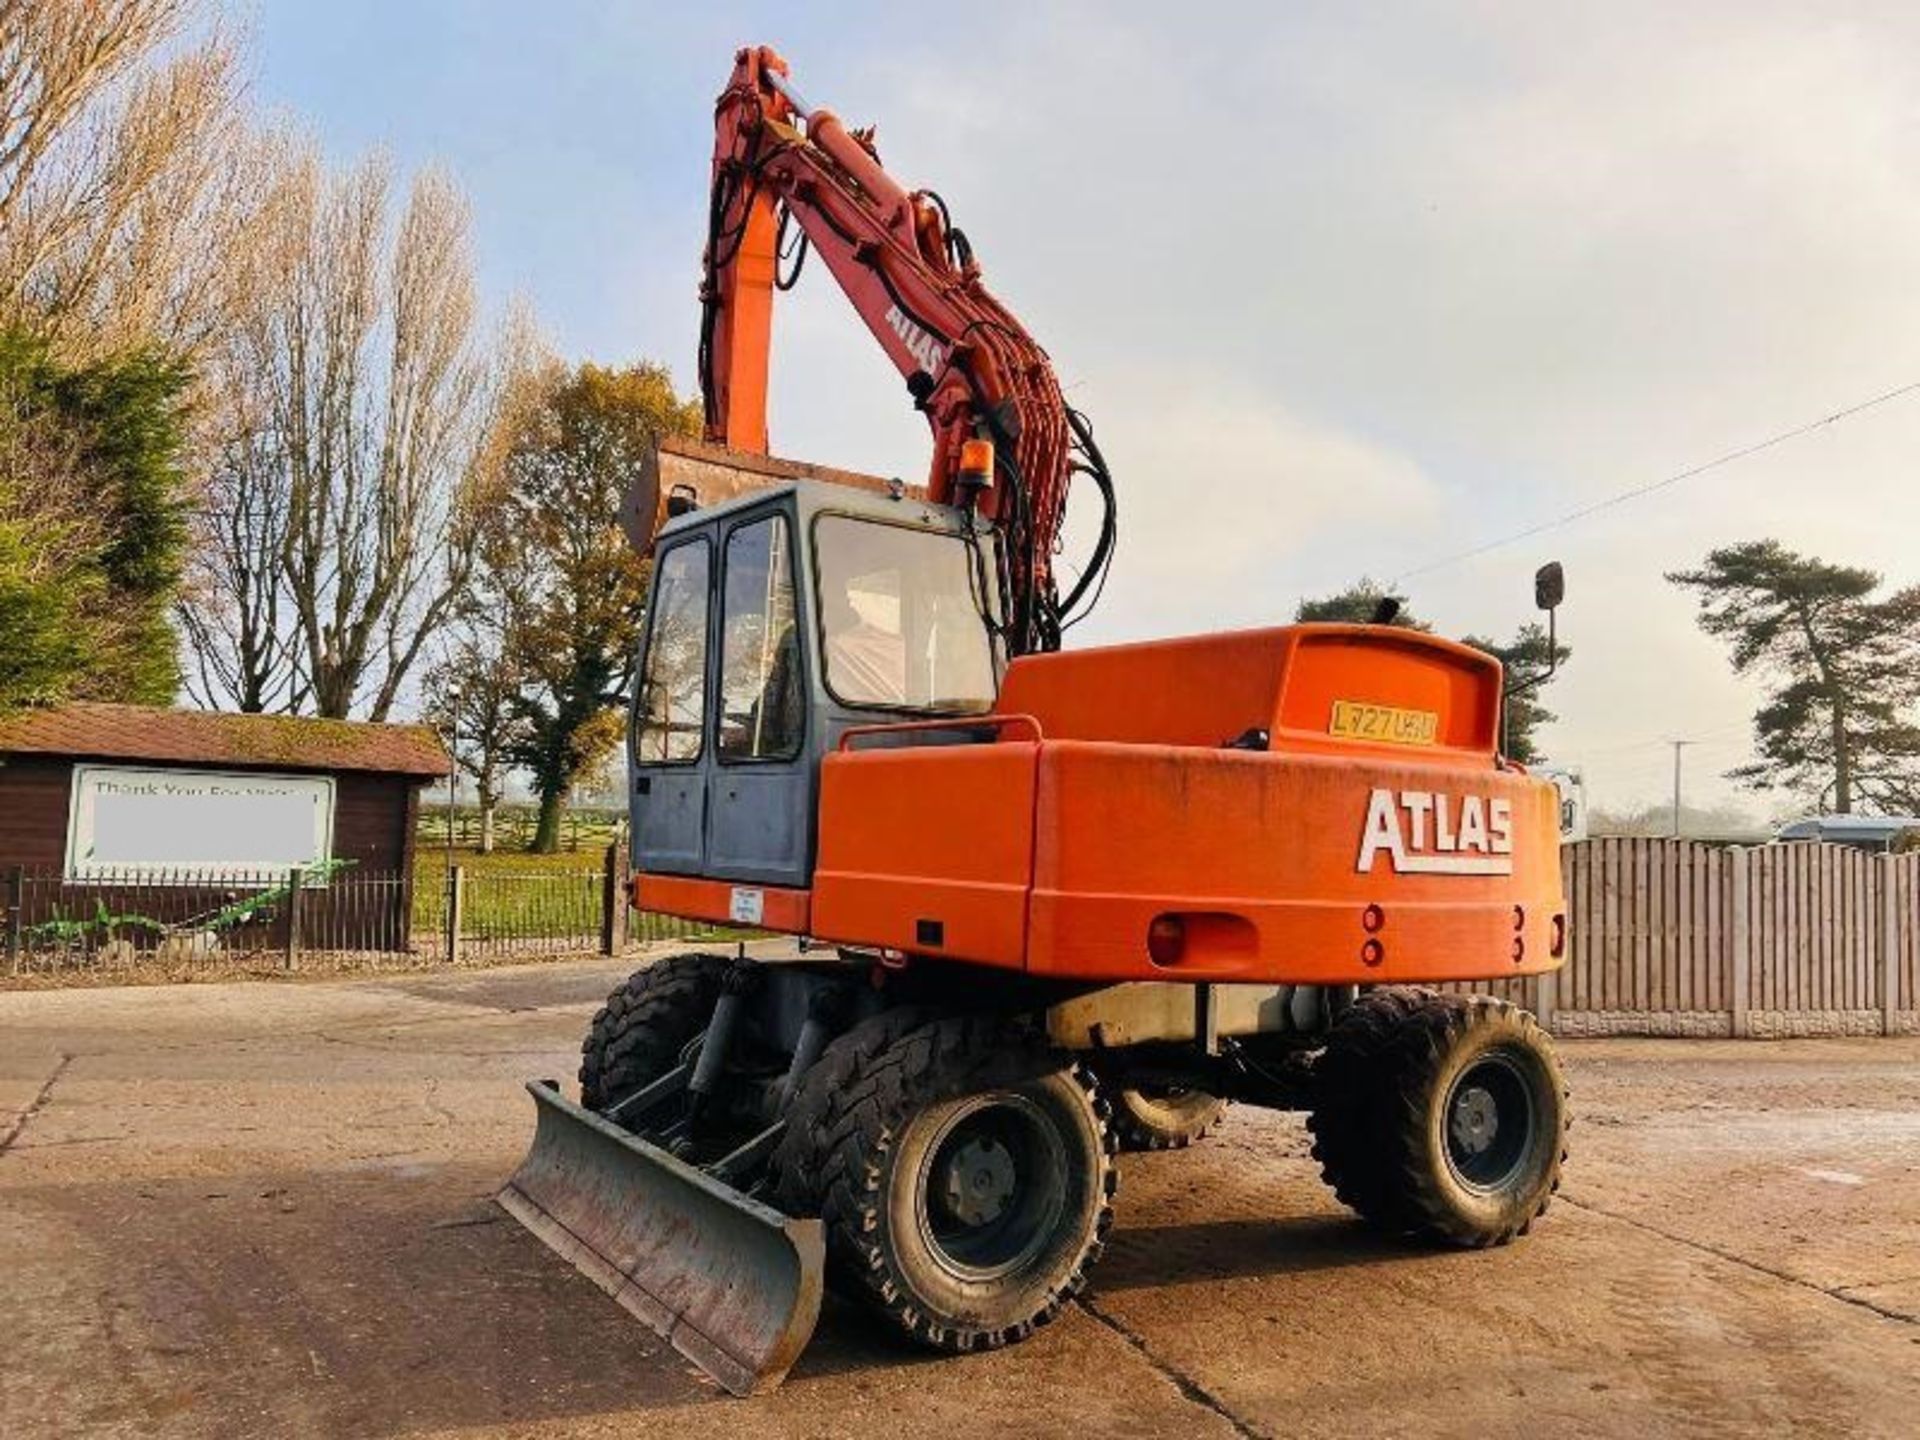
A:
[[652, 475, 974, 544]]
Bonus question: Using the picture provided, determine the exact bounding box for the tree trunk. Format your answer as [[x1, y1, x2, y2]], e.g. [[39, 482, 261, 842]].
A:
[[479, 803, 495, 855], [1832, 696, 1852, 814], [313, 669, 352, 720], [531, 785, 565, 853]]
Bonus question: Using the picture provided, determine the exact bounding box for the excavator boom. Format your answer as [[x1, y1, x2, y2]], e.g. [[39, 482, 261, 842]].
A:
[[699, 45, 1114, 654]]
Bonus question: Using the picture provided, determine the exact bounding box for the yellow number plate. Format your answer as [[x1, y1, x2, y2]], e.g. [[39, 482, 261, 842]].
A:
[[1329, 700, 1439, 747]]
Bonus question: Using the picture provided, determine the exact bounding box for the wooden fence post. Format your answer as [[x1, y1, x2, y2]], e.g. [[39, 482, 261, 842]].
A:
[[6, 866, 22, 977], [1535, 963, 1557, 1034], [446, 866, 466, 966], [599, 842, 627, 957], [1730, 847, 1751, 1038], [283, 868, 304, 971], [1531, 841, 1564, 1032], [1884, 854, 1899, 1037]]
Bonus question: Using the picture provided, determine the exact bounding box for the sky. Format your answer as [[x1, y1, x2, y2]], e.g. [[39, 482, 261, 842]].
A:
[[252, 1, 1920, 819]]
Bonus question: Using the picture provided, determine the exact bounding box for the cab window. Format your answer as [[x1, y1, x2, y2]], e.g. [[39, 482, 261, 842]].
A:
[[634, 540, 710, 763], [814, 516, 997, 712], [718, 515, 803, 761]]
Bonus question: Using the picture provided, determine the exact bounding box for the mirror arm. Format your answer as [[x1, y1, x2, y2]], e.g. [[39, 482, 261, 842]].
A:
[[1500, 605, 1560, 757], [1503, 564, 1564, 757], [1512, 603, 1559, 695]]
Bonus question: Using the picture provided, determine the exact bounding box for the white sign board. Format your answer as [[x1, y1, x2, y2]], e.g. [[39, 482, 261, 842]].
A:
[[67, 766, 336, 882], [1530, 762, 1589, 844]]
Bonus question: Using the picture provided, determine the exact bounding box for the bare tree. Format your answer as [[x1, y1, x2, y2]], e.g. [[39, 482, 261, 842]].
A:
[[422, 622, 529, 853], [174, 138, 308, 713], [2, 7, 518, 719], [0, 0, 265, 358], [199, 147, 514, 720], [176, 404, 303, 712]]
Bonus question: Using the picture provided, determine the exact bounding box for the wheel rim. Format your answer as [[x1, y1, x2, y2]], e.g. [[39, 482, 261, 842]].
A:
[[915, 1093, 1069, 1281], [1442, 1049, 1537, 1193]]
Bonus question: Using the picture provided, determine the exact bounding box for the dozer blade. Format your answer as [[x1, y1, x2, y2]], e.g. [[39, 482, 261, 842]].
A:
[[497, 1079, 823, 1396]]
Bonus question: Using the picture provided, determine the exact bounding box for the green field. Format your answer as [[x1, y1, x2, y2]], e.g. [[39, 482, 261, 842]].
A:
[[414, 804, 625, 858], [410, 842, 738, 951], [407, 809, 754, 950], [412, 845, 608, 935]]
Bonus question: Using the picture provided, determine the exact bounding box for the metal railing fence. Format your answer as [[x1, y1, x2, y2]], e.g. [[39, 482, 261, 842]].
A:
[[3, 845, 714, 979]]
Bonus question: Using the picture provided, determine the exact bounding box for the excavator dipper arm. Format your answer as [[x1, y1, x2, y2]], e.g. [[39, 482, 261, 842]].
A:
[[698, 45, 1114, 653]]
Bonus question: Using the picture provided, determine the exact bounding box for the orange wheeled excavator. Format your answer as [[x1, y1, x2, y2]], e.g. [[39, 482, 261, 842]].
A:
[[499, 45, 1572, 1395]]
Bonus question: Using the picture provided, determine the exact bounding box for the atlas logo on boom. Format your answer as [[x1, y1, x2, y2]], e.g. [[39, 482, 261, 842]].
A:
[[1356, 788, 1515, 876], [884, 304, 947, 374]]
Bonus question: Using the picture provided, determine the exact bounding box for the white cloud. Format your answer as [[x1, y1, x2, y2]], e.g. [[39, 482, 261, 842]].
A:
[[1059, 373, 1443, 640]]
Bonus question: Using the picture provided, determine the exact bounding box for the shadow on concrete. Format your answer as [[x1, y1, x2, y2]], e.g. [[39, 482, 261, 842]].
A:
[[1095, 1213, 1421, 1292], [776, 1213, 1426, 1382]]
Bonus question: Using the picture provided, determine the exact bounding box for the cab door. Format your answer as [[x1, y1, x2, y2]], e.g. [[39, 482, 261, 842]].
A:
[[629, 536, 713, 875], [705, 510, 811, 887]]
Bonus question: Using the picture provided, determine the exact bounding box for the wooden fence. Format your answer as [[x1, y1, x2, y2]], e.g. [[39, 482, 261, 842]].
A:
[[1478, 838, 1918, 1038]]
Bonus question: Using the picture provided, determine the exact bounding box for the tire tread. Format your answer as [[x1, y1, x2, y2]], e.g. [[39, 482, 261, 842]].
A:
[[1308, 987, 1568, 1247], [578, 952, 728, 1110], [772, 1010, 1117, 1352]]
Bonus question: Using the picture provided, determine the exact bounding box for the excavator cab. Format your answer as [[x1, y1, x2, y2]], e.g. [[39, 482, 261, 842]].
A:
[[629, 478, 998, 893]]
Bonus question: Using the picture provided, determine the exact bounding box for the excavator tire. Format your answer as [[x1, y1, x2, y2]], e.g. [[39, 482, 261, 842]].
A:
[[1107, 1086, 1226, 1152], [1308, 988, 1567, 1248], [1306, 987, 1433, 1225], [578, 953, 728, 1112], [772, 1010, 1116, 1352]]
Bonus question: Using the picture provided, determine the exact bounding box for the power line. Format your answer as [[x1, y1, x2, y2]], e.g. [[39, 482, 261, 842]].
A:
[[1393, 378, 1920, 584], [1560, 718, 1751, 759]]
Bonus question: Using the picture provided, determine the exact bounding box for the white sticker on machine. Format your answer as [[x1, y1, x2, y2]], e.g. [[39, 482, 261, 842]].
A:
[[728, 887, 765, 925]]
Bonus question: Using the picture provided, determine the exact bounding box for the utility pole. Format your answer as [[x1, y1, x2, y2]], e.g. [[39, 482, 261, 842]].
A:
[[1670, 739, 1694, 838], [445, 686, 461, 870]]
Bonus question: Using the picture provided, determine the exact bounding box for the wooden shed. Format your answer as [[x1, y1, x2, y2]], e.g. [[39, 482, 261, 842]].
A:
[[0, 703, 449, 958]]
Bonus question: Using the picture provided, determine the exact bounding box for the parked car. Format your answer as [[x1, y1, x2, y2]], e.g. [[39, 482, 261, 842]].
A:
[[1773, 814, 1920, 853]]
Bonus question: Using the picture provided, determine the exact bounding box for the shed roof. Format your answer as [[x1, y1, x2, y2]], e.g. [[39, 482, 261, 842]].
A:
[[0, 703, 451, 778]]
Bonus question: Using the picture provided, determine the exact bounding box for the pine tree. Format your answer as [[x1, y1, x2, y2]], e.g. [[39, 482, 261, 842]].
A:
[[1669, 541, 1920, 814]]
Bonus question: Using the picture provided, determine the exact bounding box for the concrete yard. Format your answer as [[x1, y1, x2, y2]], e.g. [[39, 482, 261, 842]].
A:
[[3, 955, 1918, 1439]]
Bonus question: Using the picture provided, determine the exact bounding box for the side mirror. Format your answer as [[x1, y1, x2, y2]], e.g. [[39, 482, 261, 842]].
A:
[[1502, 562, 1567, 756], [1535, 561, 1565, 612]]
